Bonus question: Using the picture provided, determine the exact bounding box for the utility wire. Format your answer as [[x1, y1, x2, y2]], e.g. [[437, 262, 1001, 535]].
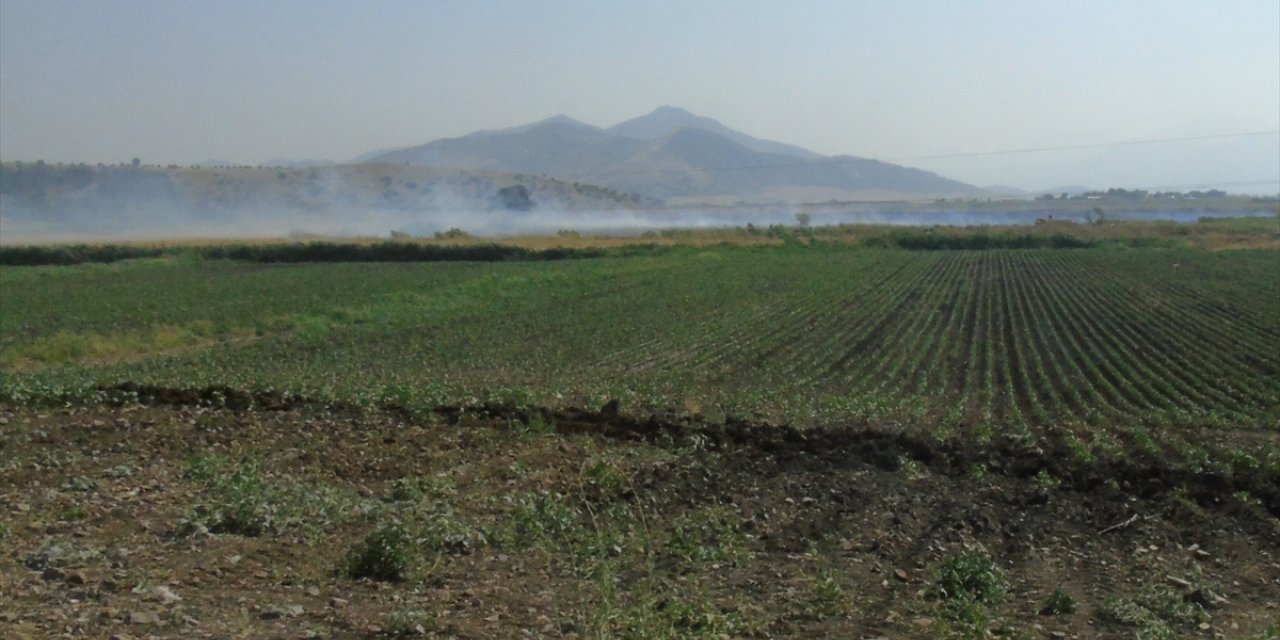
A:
[[888, 130, 1280, 162], [562, 130, 1280, 180]]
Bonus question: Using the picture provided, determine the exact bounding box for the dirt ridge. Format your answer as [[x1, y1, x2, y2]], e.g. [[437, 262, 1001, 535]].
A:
[[96, 382, 1279, 518]]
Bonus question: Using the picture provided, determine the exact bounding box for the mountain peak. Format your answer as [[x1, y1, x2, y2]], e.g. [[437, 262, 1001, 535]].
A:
[[608, 107, 725, 139], [608, 107, 822, 160], [496, 114, 598, 135]]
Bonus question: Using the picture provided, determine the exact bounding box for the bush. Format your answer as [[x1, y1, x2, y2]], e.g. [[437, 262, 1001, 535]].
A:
[[344, 521, 413, 582], [1040, 588, 1077, 615], [937, 551, 1004, 603]]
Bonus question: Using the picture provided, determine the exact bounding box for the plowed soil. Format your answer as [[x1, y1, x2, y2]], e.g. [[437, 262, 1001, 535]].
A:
[[1, 399, 1277, 639]]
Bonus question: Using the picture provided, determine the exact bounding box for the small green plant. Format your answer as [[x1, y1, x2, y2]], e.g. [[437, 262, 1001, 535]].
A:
[[180, 458, 280, 536], [668, 506, 750, 565], [1040, 588, 1077, 615], [387, 607, 436, 637], [937, 551, 1004, 603], [492, 491, 581, 549], [897, 454, 925, 480], [1099, 586, 1210, 639], [807, 568, 849, 618], [521, 413, 556, 437], [1034, 469, 1062, 492], [389, 476, 424, 502], [1251, 622, 1279, 640], [344, 520, 413, 582], [584, 459, 628, 493], [64, 475, 97, 492]]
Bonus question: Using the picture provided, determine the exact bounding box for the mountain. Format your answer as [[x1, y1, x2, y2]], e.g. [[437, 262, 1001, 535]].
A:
[[607, 106, 821, 159], [364, 108, 982, 201]]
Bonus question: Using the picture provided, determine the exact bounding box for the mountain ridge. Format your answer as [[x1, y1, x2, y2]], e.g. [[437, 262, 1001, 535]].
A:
[[365, 107, 982, 201]]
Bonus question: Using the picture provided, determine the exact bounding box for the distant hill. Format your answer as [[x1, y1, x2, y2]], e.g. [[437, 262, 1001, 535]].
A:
[[365, 107, 983, 202], [0, 161, 654, 241], [607, 106, 821, 159]]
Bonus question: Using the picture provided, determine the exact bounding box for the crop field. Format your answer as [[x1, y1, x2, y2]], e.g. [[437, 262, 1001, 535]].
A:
[[1, 223, 1279, 639]]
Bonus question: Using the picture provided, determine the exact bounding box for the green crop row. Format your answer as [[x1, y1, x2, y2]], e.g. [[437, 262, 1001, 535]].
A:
[[2, 243, 1277, 473]]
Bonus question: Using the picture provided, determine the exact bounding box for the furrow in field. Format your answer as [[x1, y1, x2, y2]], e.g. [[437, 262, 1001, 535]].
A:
[[1031, 254, 1199, 416], [1012, 253, 1132, 423], [838, 253, 967, 400], [1041, 252, 1267, 413]]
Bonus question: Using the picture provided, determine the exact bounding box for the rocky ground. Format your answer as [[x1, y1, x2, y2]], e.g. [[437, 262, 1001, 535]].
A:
[[1, 402, 1277, 639]]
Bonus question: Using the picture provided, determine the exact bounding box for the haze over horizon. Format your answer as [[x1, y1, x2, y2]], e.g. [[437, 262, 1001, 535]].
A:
[[2, 0, 1278, 193]]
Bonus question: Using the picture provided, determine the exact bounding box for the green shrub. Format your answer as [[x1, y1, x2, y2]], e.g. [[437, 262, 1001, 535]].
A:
[[938, 551, 1004, 603], [1040, 588, 1077, 615], [344, 521, 413, 582]]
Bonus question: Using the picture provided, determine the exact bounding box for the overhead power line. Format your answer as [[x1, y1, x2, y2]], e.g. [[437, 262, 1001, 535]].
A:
[[562, 130, 1280, 181], [887, 130, 1280, 162]]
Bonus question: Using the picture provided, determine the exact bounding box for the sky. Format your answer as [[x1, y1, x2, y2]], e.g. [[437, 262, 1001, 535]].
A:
[[2, 0, 1278, 191]]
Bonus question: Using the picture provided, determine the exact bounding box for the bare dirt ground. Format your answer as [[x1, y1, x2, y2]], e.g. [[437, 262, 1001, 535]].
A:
[[1, 399, 1277, 639]]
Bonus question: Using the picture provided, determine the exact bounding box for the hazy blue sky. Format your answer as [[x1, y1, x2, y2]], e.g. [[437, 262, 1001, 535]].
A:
[[2, 0, 1277, 190]]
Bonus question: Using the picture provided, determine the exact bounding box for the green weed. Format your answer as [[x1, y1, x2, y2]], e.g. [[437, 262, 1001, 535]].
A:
[[344, 520, 414, 582]]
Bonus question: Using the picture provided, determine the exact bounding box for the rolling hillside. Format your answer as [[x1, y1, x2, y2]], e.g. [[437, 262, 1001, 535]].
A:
[[366, 107, 983, 201]]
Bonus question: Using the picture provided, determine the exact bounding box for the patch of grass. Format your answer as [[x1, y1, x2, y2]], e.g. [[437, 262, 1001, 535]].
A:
[[386, 607, 437, 637], [179, 455, 359, 538], [667, 506, 751, 566], [64, 475, 97, 492], [597, 585, 761, 639], [389, 476, 425, 502], [489, 490, 582, 550], [1251, 622, 1279, 640], [343, 520, 414, 582], [1099, 586, 1210, 639], [583, 458, 629, 493]]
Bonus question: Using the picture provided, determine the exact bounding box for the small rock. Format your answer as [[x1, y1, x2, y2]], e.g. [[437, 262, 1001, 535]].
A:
[[894, 568, 910, 582], [329, 597, 349, 608], [66, 571, 88, 586], [127, 611, 159, 625], [305, 586, 320, 596], [153, 585, 182, 605], [1166, 575, 1193, 589]]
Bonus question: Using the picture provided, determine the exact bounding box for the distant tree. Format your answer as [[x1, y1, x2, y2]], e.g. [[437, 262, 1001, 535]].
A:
[[795, 212, 812, 227], [496, 185, 534, 211], [131, 157, 141, 168]]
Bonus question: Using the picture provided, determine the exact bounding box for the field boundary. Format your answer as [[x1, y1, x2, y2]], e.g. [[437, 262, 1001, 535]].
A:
[[81, 382, 1280, 519]]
